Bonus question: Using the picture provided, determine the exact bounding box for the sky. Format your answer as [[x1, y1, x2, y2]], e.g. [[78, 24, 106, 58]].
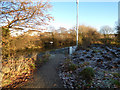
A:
[[1, 0, 119, 33], [48, 2, 118, 32]]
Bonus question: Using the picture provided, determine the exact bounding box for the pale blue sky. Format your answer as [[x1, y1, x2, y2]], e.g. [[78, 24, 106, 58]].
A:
[[49, 2, 118, 31]]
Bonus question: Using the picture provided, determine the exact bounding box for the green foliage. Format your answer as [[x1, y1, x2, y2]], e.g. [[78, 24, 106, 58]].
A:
[[38, 58, 43, 64], [35, 53, 50, 68], [79, 67, 95, 82], [112, 72, 120, 78], [2, 27, 10, 38], [111, 79, 120, 87], [85, 83, 91, 88], [29, 63, 36, 69], [2, 27, 10, 59], [64, 59, 77, 71], [64, 59, 72, 66], [43, 58, 49, 63], [65, 59, 71, 63], [68, 63, 77, 71]]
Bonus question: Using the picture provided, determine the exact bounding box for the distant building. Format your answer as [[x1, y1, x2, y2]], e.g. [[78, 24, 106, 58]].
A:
[[9, 27, 24, 37], [24, 30, 41, 36], [100, 34, 118, 38], [108, 34, 117, 38], [9, 26, 52, 37], [9, 27, 43, 37]]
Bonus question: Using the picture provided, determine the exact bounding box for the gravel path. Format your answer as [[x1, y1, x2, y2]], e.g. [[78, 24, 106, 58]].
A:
[[22, 54, 65, 88]]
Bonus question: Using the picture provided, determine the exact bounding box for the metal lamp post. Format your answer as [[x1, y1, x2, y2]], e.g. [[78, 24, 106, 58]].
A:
[[76, 0, 79, 46], [118, 1, 120, 26]]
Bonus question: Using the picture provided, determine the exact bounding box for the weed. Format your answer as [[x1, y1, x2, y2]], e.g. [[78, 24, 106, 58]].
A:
[[68, 63, 77, 71], [111, 79, 120, 87], [85, 83, 91, 88], [64, 59, 72, 65], [42, 53, 50, 58], [79, 67, 95, 82], [29, 63, 36, 69]]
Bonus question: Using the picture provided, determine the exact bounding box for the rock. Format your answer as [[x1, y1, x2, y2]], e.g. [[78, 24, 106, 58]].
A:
[[114, 64, 119, 68], [72, 56, 78, 59], [103, 55, 112, 61], [106, 64, 113, 69], [97, 80, 101, 83], [79, 57, 84, 61], [117, 60, 120, 64], [97, 59, 103, 63], [91, 54, 94, 57], [116, 48, 120, 52], [113, 58, 120, 66], [83, 52, 87, 54], [86, 48, 90, 52], [86, 55, 92, 58], [92, 50, 96, 53]]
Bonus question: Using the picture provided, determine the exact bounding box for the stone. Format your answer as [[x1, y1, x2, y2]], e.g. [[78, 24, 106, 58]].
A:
[[97, 59, 103, 63], [92, 50, 96, 53], [91, 54, 94, 57], [103, 55, 112, 61], [72, 56, 78, 59], [114, 64, 119, 68], [106, 64, 113, 69], [86, 48, 90, 52], [79, 57, 84, 61], [117, 60, 120, 64], [86, 55, 92, 58]]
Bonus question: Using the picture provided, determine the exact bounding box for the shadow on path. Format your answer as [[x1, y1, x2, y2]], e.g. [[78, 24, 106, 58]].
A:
[[22, 54, 65, 88]]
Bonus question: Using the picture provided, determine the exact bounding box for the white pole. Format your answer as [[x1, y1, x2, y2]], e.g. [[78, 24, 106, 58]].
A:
[[118, 1, 120, 26], [76, 0, 79, 46]]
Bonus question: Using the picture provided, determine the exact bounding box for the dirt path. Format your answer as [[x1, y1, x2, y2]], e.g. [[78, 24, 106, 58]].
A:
[[22, 54, 65, 88]]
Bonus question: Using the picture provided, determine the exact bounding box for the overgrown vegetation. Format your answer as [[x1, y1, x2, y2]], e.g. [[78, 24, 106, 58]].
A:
[[35, 53, 51, 68], [78, 25, 101, 46], [2, 24, 119, 59], [68, 63, 77, 71], [116, 26, 120, 43], [1, 56, 36, 87], [1, 23, 119, 88], [1, 52, 51, 88], [111, 79, 120, 87]]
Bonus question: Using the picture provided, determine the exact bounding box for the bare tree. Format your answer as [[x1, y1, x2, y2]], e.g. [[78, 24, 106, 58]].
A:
[[100, 25, 114, 44], [100, 25, 113, 38], [57, 27, 67, 33], [0, 0, 53, 28]]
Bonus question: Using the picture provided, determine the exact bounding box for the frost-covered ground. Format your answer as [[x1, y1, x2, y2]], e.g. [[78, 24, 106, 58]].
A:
[[58, 45, 120, 88]]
